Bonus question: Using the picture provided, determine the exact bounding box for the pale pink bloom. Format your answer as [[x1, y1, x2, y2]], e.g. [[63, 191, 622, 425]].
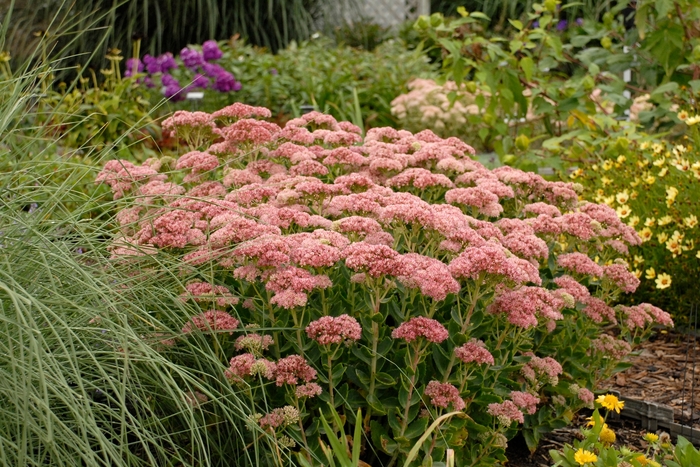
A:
[[275, 355, 317, 386], [226, 354, 276, 381], [306, 315, 362, 345], [320, 129, 362, 146], [557, 253, 604, 278], [242, 298, 255, 310], [527, 214, 562, 235], [556, 212, 598, 240], [397, 253, 460, 301], [138, 180, 186, 201], [445, 187, 499, 211], [209, 215, 281, 247], [553, 276, 590, 303], [392, 317, 449, 344], [475, 178, 515, 199], [579, 203, 621, 228], [343, 242, 401, 277], [232, 234, 290, 268], [290, 160, 329, 177], [175, 151, 219, 183], [591, 334, 631, 360], [333, 172, 377, 191], [540, 181, 579, 208], [211, 102, 272, 121], [221, 118, 280, 145], [258, 406, 300, 430], [295, 383, 323, 399], [186, 181, 227, 198], [379, 200, 435, 228], [386, 168, 454, 190], [162, 110, 215, 140], [182, 310, 239, 334], [323, 147, 368, 166], [424, 381, 465, 410], [225, 183, 280, 206], [604, 239, 629, 255], [488, 400, 524, 425], [502, 232, 549, 260], [222, 169, 263, 188], [448, 242, 539, 285], [181, 281, 239, 307], [96, 160, 166, 199], [521, 352, 562, 386], [332, 216, 383, 237], [325, 193, 383, 216], [488, 287, 565, 328], [522, 202, 562, 218], [578, 388, 594, 405], [454, 339, 494, 365], [277, 125, 315, 144], [581, 296, 616, 323], [363, 231, 395, 246], [265, 266, 330, 294], [290, 238, 342, 268], [233, 265, 262, 282], [618, 303, 673, 329], [369, 157, 405, 174], [338, 121, 361, 134], [269, 289, 309, 308], [603, 263, 640, 293], [116, 207, 142, 226], [510, 391, 539, 415], [365, 126, 408, 143]]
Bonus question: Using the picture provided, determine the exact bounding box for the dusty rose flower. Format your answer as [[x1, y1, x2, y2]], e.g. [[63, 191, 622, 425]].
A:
[[488, 287, 565, 329], [553, 275, 590, 303], [521, 352, 563, 387], [603, 263, 640, 293], [581, 296, 616, 323], [184, 390, 208, 408], [306, 315, 362, 345], [235, 333, 274, 355], [454, 339, 494, 365], [510, 391, 539, 415], [557, 253, 604, 278], [182, 311, 239, 334], [295, 383, 323, 399], [397, 253, 460, 301], [578, 387, 594, 406], [424, 381, 465, 410], [259, 406, 300, 430], [343, 242, 401, 277], [181, 281, 238, 307], [591, 334, 631, 360], [392, 317, 449, 344], [488, 400, 524, 425], [448, 242, 541, 285], [275, 355, 317, 386]]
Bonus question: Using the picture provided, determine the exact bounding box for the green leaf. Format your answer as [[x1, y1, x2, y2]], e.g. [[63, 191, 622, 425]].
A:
[[520, 56, 534, 82], [655, 0, 672, 18], [635, 4, 648, 40], [651, 82, 679, 97], [404, 417, 429, 440], [375, 372, 396, 387], [508, 19, 523, 31], [469, 12, 490, 21]]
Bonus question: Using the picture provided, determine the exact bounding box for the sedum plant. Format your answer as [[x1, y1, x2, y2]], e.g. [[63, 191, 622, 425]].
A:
[[96, 103, 672, 465]]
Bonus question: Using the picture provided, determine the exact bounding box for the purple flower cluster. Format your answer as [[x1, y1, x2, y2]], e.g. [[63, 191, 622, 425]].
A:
[[126, 40, 240, 101]]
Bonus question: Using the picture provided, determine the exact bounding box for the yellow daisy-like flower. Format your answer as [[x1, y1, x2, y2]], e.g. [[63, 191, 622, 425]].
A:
[[616, 205, 632, 219], [686, 115, 700, 125], [574, 449, 598, 465], [638, 227, 653, 242], [596, 394, 624, 413], [666, 239, 683, 257], [674, 144, 687, 154], [658, 167, 668, 177], [644, 217, 656, 227], [657, 232, 668, 244], [645, 267, 656, 280], [616, 155, 626, 164], [569, 168, 583, 180], [658, 215, 673, 226], [643, 432, 659, 443], [640, 141, 650, 150], [672, 158, 690, 171], [630, 177, 641, 187], [684, 214, 698, 228], [602, 160, 614, 171], [633, 268, 642, 279], [652, 143, 664, 153], [643, 174, 656, 185], [697, 251, 700, 259], [603, 195, 615, 206], [615, 190, 629, 204], [652, 157, 666, 167], [600, 426, 616, 443], [678, 110, 689, 121], [591, 164, 599, 171], [633, 255, 644, 265], [601, 176, 613, 186], [655, 273, 672, 290], [628, 215, 640, 227]]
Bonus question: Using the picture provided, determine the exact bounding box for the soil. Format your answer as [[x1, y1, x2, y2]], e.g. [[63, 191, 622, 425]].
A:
[[506, 330, 699, 466]]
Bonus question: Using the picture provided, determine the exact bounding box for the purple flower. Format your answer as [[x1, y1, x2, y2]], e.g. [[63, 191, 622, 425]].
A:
[[124, 58, 144, 77], [213, 71, 239, 92], [556, 20, 568, 31], [202, 62, 226, 78], [143, 53, 177, 74], [269, 68, 278, 75], [576, 18, 584, 26], [202, 40, 223, 61], [165, 84, 185, 101], [532, 20, 539, 28], [180, 47, 204, 69], [192, 73, 209, 89], [161, 73, 179, 87]]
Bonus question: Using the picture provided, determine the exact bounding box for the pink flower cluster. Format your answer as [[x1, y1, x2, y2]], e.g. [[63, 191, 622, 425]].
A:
[[510, 391, 539, 415], [391, 317, 449, 344], [305, 314, 362, 345], [182, 310, 239, 334], [521, 352, 563, 387], [225, 353, 276, 381], [180, 281, 239, 307], [424, 381, 465, 410], [487, 400, 524, 425], [591, 334, 632, 360], [275, 355, 317, 386], [618, 303, 673, 330], [454, 339, 495, 365], [488, 286, 565, 329]]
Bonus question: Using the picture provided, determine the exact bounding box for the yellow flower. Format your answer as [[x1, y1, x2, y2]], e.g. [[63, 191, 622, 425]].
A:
[[601, 176, 613, 186], [678, 110, 689, 121], [653, 157, 666, 167], [600, 426, 616, 443], [640, 141, 650, 150], [684, 214, 698, 228], [596, 394, 624, 413], [671, 230, 684, 241], [666, 238, 683, 257], [652, 143, 664, 153], [617, 155, 626, 164], [658, 167, 668, 177], [615, 190, 629, 204], [639, 227, 653, 242], [633, 255, 644, 265], [603, 195, 615, 206], [655, 273, 672, 289], [643, 432, 659, 443], [672, 158, 690, 171], [574, 449, 598, 465], [645, 267, 656, 279], [570, 168, 583, 179], [591, 164, 599, 171], [643, 174, 656, 185], [657, 232, 668, 244], [637, 159, 650, 168], [602, 160, 614, 171], [630, 190, 638, 200], [644, 217, 656, 227], [616, 205, 632, 218], [633, 268, 642, 279], [686, 115, 700, 125], [658, 215, 673, 226], [628, 215, 640, 227], [630, 177, 641, 187]]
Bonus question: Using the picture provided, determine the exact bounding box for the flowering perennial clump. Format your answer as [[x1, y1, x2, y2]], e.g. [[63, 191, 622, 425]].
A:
[[99, 104, 672, 466]]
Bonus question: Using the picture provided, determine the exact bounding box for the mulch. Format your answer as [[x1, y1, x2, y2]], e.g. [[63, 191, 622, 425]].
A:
[[506, 330, 699, 466]]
